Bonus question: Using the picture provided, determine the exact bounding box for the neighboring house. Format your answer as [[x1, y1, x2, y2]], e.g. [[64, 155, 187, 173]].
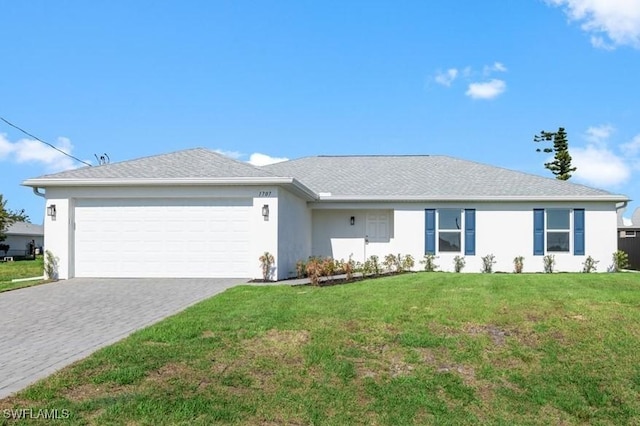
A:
[[2, 222, 44, 257], [617, 207, 640, 270], [22, 148, 627, 279]]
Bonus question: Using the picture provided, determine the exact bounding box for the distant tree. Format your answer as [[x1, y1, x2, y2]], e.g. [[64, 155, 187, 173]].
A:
[[0, 194, 12, 242], [9, 208, 30, 223], [0, 194, 30, 242], [534, 127, 577, 180]]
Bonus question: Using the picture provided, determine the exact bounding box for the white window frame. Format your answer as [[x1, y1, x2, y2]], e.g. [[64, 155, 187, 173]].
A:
[[546, 209, 571, 253], [438, 208, 462, 253]]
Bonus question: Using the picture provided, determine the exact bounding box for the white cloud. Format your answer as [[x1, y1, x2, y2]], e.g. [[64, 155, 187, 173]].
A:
[[248, 153, 289, 166], [213, 148, 243, 159], [434, 68, 459, 86], [568, 124, 636, 187], [483, 62, 508, 75], [0, 133, 81, 172], [621, 134, 640, 156], [572, 144, 631, 186], [584, 124, 614, 147], [493, 62, 507, 72], [465, 79, 507, 100], [547, 0, 640, 49]]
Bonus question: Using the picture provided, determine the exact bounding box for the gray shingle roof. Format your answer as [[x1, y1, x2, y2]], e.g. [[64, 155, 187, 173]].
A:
[[23, 149, 627, 201], [30, 148, 276, 180], [6, 222, 44, 236], [262, 155, 624, 200]]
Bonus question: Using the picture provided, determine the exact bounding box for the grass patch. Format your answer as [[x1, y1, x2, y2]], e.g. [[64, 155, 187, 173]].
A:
[[0, 256, 46, 293], [2, 273, 640, 424]]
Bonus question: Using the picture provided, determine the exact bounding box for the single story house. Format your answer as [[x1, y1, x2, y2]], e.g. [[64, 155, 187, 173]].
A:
[[22, 148, 627, 279], [1, 222, 44, 257]]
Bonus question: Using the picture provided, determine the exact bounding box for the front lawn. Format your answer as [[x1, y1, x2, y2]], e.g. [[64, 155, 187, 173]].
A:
[[0, 256, 45, 293], [2, 273, 640, 425]]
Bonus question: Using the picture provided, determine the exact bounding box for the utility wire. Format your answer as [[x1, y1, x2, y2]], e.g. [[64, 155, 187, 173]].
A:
[[0, 116, 93, 167]]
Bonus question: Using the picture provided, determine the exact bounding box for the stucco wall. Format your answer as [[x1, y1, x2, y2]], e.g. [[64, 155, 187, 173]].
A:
[[2, 235, 44, 257], [277, 188, 312, 278], [311, 202, 619, 273]]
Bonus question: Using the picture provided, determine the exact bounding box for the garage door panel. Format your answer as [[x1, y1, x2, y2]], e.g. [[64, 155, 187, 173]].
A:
[[74, 198, 252, 278]]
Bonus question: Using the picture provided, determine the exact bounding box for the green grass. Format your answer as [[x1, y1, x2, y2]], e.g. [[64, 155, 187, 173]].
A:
[[2, 273, 640, 425], [0, 256, 45, 293]]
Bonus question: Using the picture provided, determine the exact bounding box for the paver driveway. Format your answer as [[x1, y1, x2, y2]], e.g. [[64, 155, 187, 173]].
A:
[[0, 278, 243, 399]]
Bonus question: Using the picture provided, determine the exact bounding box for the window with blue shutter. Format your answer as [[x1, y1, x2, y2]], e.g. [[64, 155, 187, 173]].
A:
[[534, 209, 544, 255], [425, 209, 435, 254], [464, 209, 475, 255], [574, 209, 585, 255]]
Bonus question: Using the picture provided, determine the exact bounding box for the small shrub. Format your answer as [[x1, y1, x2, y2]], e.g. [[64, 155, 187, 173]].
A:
[[383, 254, 398, 273], [258, 252, 275, 281], [402, 254, 415, 272], [322, 257, 336, 281], [513, 256, 524, 274], [611, 250, 629, 272], [582, 255, 599, 273], [481, 254, 496, 273], [362, 259, 373, 276], [304, 258, 321, 286], [0, 244, 9, 256], [543, 254, 555, 273], [44, 250, 59, 281], [421, 254, 439, 272], [343, 255, 355, 281], [369, 255, 381, 276], [453, 255, 465, 273], [296, 260, 306, 278]]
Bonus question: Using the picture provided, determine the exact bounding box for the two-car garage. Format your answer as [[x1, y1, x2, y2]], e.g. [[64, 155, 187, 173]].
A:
[[73, 198, 253, 278]]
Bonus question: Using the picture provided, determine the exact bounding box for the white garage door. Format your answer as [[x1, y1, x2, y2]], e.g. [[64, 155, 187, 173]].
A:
[[74, 198, 252, 278]]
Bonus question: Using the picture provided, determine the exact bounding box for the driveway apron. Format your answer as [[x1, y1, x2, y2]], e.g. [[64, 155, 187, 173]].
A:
[[0, 278, 242, 399]]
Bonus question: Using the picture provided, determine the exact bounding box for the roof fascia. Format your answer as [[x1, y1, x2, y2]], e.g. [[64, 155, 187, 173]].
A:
[[22, 177, 318, 201], [311, 194, 629, 203]]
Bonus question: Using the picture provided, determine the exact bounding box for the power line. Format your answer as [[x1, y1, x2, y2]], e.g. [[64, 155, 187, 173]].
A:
[[0, 116, 93, 167]]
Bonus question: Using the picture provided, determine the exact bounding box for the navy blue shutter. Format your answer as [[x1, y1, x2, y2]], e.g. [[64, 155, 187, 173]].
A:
[[425, 209, 435, 254], [533, 209, 544, 255], [464, 209, 476, 255], [574, 209, 585, 255]]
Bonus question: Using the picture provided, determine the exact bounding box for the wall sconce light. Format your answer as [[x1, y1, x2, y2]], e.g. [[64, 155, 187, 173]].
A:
[[262, 204, 269, 221], [47, 204, 56, 218], [350, 216, 355, 226]]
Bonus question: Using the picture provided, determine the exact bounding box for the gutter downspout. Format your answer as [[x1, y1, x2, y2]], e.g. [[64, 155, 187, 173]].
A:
[[616, 201, 629, 228], [32, 187, 45, 198]]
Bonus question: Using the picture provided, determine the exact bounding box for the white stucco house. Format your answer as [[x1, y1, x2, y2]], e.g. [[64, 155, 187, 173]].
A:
[[22, 148, 627, 279], [2, 222, 44, 257]]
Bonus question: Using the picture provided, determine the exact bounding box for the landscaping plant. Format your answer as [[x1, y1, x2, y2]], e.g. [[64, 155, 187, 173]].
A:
[[420, 254, 439, 272], [369, 255, 381, 276], [513, 256, 524, 273], [453, 255, 465, 273], [383, 254, 398, 273], [258, 251, 275, 281], [402, 254, 415, 272], [611, 250, 629, 272], [582, 255, 599, 273], [543, 254, 555, 273], [44, 250, 59, 281], [481, 254, 496, 273]]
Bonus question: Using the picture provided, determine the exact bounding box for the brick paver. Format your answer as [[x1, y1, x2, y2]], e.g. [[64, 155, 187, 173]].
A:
[[0, 278, 243, 399]]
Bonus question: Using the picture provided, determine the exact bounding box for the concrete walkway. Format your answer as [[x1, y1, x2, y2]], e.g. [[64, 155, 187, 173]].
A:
[[0, 278, 243, 399]]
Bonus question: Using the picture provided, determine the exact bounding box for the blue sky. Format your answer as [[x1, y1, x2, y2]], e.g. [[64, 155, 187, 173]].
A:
[[2, 0, 640, 224]]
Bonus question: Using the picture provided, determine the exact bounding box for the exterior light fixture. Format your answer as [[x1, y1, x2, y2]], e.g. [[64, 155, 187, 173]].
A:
[[47, 204, 56, 218], [350, 216, 355, 226], [262, 204, 269, 221]]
